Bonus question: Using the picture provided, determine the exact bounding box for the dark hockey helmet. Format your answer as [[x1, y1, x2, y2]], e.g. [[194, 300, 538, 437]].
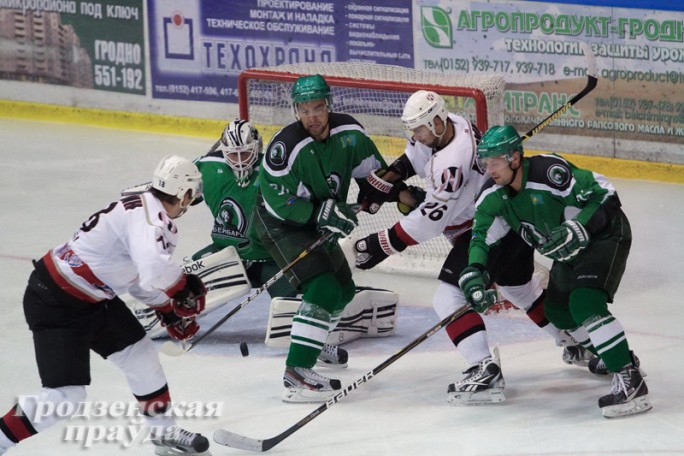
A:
[[476, 125, 523, 171], [291, 74, 331, 119]]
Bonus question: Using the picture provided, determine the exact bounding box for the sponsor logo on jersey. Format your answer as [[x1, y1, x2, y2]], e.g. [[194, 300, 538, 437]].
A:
[[547, 164, 571, 187], [213, 197, 247, 239], [439, 166, 462, 193]]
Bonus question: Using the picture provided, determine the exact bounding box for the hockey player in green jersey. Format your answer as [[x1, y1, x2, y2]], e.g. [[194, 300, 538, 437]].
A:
[[193, 119, 296, 299], [460, 125, 651, 418], [253, 74, 389, 403]]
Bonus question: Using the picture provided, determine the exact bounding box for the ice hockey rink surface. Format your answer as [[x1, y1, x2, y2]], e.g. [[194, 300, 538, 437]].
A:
[[1, 118, 683, 455]]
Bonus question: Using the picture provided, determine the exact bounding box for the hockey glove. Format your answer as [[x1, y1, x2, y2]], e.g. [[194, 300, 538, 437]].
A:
[[171, 274, 207, 317], [354, 228, 407, 270], [397, 185, 427, 216], [458, 266, 498, 313], [538, 220, 589, 262], [154, 306, 200, 341], [316, 199, 359, 236], [357, 170, 407, 214]]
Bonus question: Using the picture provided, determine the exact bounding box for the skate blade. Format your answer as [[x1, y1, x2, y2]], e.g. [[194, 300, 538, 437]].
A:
[[315, 359, 348, 369], [447, 388, 506, 406], [281, 387, 336, 404], [154, 446, 212, 456], [602, 395, 652, 419]]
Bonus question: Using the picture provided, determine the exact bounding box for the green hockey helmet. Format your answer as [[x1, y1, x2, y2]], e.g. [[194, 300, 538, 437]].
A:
[[291, 75, 331, 120], [477, 125, 524, 171]]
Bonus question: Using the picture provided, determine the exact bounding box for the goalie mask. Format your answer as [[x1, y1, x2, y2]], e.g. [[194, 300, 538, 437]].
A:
[[152, 154, 203, 212], [401, 90, 448, 140], [218, 119, 262, 187]]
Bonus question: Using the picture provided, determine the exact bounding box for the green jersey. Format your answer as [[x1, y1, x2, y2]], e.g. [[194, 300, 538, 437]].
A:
[[260, 113, 387, 224], [194, 145, 271, 260], [469, 154, 620, 266]]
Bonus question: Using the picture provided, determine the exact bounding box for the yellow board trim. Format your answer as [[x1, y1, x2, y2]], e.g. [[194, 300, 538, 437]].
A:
[[2, 99, 683, 184]]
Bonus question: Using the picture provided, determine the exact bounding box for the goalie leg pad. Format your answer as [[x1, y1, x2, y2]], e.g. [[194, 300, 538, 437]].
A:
[[265, 287, 399, 348]]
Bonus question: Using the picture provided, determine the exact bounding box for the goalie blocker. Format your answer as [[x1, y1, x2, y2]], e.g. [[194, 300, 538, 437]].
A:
[[265, 286, 399, 348], [126, 246, 251, 337]]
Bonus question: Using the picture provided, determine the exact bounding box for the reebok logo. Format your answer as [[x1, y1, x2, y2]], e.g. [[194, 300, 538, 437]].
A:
[[184, 260, 205, 273]]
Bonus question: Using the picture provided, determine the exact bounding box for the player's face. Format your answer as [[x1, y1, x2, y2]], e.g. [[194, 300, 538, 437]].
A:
[[411, 125, 439, 149], [296, 99, 330, 140], [480, 155, 514, 185]]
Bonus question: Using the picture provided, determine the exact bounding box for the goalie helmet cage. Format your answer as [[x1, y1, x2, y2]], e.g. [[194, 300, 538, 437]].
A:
[[238, 62, 506, 278]]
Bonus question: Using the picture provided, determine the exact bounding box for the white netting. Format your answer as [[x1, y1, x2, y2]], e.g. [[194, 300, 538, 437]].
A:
[[240, 62, 506, 277]]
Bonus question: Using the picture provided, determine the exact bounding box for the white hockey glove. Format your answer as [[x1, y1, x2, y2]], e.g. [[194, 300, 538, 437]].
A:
[[316, 199, 359, 236], [538, 220, 589, 262]]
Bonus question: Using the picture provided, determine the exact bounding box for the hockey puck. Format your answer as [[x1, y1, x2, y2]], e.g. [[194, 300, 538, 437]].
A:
[[239, 341, 249, 357]]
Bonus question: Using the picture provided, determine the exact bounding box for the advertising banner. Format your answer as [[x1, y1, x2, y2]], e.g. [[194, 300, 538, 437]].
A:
[[147, 0, 413, 103], [414, 1, 684, 146], [0, 1, 145, 94]]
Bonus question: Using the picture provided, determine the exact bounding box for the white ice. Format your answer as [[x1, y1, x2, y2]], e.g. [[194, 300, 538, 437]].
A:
[[1, 119, 683, 455]]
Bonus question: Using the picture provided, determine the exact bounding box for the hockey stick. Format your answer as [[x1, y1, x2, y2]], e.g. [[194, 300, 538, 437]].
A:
[[213, 304, 473, 452], [522, 42, 597, 141], [160, 230, 337, 356]]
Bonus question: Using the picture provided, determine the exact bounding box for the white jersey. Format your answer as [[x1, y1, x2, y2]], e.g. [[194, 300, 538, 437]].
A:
[[40, 192, 184, 306], [395, 113, 486, 245]]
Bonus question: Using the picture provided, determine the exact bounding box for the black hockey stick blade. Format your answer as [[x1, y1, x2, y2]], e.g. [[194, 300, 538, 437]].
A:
[[213, 305, 472, 452], [522, 42, 597, 141]]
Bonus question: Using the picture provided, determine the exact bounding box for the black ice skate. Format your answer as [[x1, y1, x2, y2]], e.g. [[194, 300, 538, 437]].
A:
[[152, 426, 210, 455], [589, 350, 644, 377], [316, 343, 348, 368], [282, 366, 342, 403], [562, 344, 595, 367], [598, 364, 652, 418], [447, 348, 505, 405]]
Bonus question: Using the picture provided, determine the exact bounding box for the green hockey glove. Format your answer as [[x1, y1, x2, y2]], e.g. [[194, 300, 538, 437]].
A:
[[458, 266, 498, 313], [538, 220, 589, 262], [316, 199, 359, 236]]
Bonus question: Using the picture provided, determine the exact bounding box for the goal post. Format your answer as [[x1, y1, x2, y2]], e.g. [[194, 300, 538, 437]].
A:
[[237, 62, 506, 277]]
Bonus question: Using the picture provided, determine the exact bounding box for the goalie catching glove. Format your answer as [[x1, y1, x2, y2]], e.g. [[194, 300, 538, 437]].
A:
[[357, 169, 407, 214], [538, 220, 589, 262], [354, 227, 409, 270], [458, 266, 498, 313], [316, 199, 359, 236]]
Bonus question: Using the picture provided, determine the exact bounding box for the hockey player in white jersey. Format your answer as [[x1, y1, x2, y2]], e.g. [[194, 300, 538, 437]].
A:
[[355, 91, 590, 405], [0, 155, 211, 455]]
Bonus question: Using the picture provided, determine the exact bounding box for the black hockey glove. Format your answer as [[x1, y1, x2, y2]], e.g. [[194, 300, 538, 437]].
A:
[[316, 199, 359, 236], [397, 185, 427, 216], [357, 170, 407, 214], [354, 228, 408, 270], [538, 220, 589, 262]]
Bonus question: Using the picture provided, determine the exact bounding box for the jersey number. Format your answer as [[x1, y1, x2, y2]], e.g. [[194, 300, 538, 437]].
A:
[[80, 202, 117, 233], [420, 202, 447, 221]]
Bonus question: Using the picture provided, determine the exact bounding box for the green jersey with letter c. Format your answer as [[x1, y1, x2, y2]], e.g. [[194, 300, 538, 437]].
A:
[[469, 153, 618, 266], [194, 146, 271, 261], [260, 113, 386, 224]]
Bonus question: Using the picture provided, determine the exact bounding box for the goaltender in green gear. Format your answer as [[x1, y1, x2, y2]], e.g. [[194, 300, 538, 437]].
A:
[[253, 74, 387, 403]]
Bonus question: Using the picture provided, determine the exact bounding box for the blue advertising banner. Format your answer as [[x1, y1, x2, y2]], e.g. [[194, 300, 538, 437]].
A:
[[148, 0, 413, 102]]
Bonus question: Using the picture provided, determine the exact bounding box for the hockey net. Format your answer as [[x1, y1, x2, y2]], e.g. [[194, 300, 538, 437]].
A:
[[238, 62, 506, 278]]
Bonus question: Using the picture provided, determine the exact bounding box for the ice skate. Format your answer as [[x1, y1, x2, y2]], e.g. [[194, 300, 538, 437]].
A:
[[561, 344, 595, 367], [589, 350, 644, 377], [152, 426, 211, 455], [598, 363, 652, 418], [447, 348, 505, 405], [316, 343, 348, 368], [282, 366, 342, 403]]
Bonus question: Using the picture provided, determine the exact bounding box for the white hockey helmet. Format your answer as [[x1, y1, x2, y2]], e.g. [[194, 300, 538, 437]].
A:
[[217, 119, 262, 187], [152, 154, 203, 203], [400, 90, 449, 139]]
